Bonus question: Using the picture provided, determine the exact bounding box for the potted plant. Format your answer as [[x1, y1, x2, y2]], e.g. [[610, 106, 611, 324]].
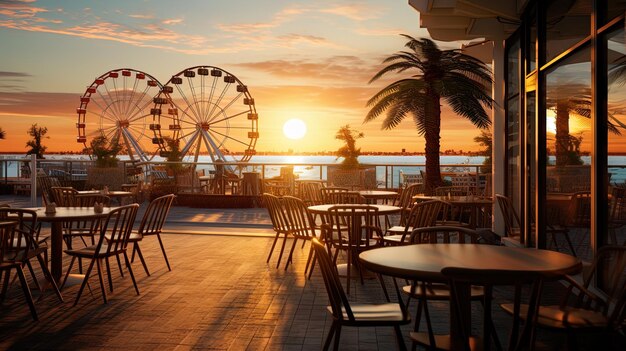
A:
[[328, 125, 376, 189], [85, 134, 126, 190]]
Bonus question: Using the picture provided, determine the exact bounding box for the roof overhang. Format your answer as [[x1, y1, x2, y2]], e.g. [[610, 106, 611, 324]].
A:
[[409, 0, 527, 41]]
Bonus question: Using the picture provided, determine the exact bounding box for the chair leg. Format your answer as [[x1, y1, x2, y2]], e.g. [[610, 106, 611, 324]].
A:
[[105, 257, 114, 292], [115, 255, 125, 278], [275, 233, 289, 269], [304, 243, 314, 276], [74, 257, 97, 306], [15, 267, 38, 321], [0, 270, 10, 301], [95, 259, 108, 304], [323, 321, 337, 351], [134, 243, 150, 276], [307, 255, 317, 280], [25, 261, 42, 292], [378, 274, 391, 302], [266, 231, 281, 263], [156, 234, 171, 271], [333, 324, 342, 351], [285, 237, 298, 271], [36, 253, 64, 303], [61, 256, 77, 290], [123, 252, 140, 295], [393, 325, 407, 351], [563, 232, 577, 257]]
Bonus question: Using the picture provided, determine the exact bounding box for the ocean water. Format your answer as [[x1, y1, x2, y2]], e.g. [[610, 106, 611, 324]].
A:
[[3, 154, 626, 186]]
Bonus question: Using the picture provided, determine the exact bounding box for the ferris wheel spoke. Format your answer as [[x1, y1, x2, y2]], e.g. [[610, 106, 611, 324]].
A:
[[89, 98, 118, 123], [200, 74, 206, 122], [174, 83, 201, 122], [109, 78, 124, 119], [206, 75, 219, 119], [187, 77, 203, 121], [208, 92, 244, 123], [128, 112, 152, 126], [99, 81, 122, 120], [127, 98, 154, 123], [123, 77, 141, 119], [207, 81, 232, 121], [208, 129, 249, 147], [209, 110, 248, 125], [209, 126, 250, 130], [95, 90, 120, 122]]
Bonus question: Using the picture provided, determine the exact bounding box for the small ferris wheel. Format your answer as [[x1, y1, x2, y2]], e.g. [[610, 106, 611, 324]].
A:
[[76, 68, 162, 162], [151, 65, 258, 166]]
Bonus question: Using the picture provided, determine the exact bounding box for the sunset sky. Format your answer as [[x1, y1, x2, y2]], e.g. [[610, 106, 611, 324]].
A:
[[0, 0, 489, 155]]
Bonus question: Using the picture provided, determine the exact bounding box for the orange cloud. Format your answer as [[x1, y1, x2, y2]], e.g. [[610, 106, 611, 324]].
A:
[[320, 4, 380, 21]]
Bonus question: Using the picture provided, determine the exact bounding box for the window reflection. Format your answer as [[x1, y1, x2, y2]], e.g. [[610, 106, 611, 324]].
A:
[[607, 27, 626, 248], [545, 47, 591, 260], [546, 0, 591, 64]]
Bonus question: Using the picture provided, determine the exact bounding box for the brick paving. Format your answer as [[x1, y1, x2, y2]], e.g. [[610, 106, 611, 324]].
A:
[[0, 195, 623, 350]]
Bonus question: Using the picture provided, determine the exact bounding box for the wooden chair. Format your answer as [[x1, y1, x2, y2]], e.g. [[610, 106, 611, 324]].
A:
[[175, 167, 203, 194], [382, 200, 444, 245], [311, 238, 410, 350], [0, 210, 63, 320], [320, 187, 349, 203], [263, 193, 290, 269], [50, 186, 78, 206], [62, 204, 140, 305], [63, 194, 111, 250], [300, 181, 324, 206], [608, 186, 626, 245], [324, 191, 366, 204], [402, 226, 485, 349], [282, 196, 321, 275], [443, 266, 544, 351], [497, 194, 577, 256], [127, 194, 176, 276], [393, 183, 423, 226], [323, 205, 382, 295], [500, 245, 626, 350]]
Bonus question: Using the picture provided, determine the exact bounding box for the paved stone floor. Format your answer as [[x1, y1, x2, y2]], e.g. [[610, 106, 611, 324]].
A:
[[0, 195, 624, 350]]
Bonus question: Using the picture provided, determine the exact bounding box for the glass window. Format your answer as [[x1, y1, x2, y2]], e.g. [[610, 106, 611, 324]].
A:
[[545, 47, 591, 260], [506, 39, 522, 226], [607, 27, 626, 248], [546, 0, 591, 64], [528, 13, 537, 73]]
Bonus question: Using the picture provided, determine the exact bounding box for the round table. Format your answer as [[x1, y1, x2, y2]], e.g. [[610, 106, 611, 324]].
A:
[[78, 190, 133, 204], [307, 204, 401, 215], [360, 244, 581, 348], [28, 206, 116, 282], [358, 190, 398, 203]]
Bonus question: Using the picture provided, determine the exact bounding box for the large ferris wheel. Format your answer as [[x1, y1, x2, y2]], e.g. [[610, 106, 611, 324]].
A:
[[76, 68, 162, 162], [151, 65, 259, 165]]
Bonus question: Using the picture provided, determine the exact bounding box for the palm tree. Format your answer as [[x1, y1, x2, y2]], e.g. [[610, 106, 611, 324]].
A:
[[365, 35, 493, 193], [0, 128, 5, 140]]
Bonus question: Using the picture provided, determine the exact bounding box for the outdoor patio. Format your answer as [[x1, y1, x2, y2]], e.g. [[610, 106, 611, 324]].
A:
[[0, 195, 621, 350]]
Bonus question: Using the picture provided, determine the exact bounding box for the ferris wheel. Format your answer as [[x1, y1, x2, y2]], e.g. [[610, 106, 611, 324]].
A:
[[151, 65, 258, 166], [76, 68, 162, 162]]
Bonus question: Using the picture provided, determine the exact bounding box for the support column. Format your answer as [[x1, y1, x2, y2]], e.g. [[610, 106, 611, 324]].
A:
[[492, 39, 506, 234]]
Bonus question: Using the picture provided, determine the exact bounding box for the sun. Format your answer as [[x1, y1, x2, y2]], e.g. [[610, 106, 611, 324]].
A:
[[283, 118, 307, 140]]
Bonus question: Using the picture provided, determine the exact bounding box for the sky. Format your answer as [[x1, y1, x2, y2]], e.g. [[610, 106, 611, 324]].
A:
[[0, 0, 490, 155]]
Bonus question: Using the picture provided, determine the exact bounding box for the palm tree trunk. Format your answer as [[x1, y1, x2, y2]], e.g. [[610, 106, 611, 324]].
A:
[[424, 91, 443, 194]]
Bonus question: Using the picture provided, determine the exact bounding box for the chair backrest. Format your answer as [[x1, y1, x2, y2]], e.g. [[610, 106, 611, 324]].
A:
[[496, 194, 521, 237], [50, 187, 78, 206], [435, 186, 471, 196], [320, 187, 348, 203], [97, 204, 139, 253], [569, 191, 591, 226], [609, 186, 626, 225], [442, 266, 544, 351], [571, 245, 626, 328], [403, 200, 444, 231], [138, 194, 176, 236], [409, 226, 481, 244], [311, 238, 354, 321], [326, 205, 381, 250], [70, 194, 111, 207], [324, 191, 365, 204], [262, 193, 289, 234], [282, 196, 317, 240], [0, 208, 39, 262], [394, 183, 423, 208], [299, 181, 324, 206]]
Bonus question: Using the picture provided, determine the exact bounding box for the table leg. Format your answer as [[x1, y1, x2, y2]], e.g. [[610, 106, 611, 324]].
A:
[[450, 282, 471, 349], [50, 222, 63, 283]]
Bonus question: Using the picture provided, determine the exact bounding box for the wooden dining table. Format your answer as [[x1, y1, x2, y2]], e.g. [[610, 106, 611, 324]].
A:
[[27, 206, 117, 282], [78, 190, 133, 204], [359, 244, 581, 349], [357, 190, 398, 204]]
